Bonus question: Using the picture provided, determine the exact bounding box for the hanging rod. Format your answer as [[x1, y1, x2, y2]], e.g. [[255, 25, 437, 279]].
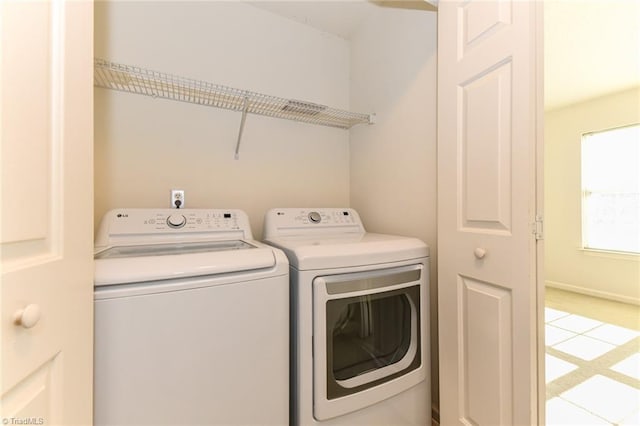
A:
[[93, 58, 374, 130]]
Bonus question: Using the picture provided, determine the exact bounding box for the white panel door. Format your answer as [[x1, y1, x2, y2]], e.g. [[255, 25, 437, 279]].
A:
[[1, 1, 94, 424], [437, 0, 543, 425]]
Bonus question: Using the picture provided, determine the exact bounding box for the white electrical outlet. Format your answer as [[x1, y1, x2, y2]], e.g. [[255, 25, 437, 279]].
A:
[[171, 190, 185, 209]]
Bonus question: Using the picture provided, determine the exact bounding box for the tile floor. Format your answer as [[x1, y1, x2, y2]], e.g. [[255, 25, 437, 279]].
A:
[[545, 289, 640, 425]]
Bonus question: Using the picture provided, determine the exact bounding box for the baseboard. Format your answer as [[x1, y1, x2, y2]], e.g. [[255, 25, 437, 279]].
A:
[[546, 280, 640, 306]]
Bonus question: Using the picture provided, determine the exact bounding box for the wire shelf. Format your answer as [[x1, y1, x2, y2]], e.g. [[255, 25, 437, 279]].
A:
[[94, 58, 373, 130]]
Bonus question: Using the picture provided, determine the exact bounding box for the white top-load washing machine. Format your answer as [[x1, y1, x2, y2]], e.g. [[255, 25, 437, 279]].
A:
[[94, 208, 289, 426], [263, 208, 430, 426]]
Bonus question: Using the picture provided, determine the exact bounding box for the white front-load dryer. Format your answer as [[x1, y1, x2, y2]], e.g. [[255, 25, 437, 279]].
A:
[[263, 208, 430, 425]]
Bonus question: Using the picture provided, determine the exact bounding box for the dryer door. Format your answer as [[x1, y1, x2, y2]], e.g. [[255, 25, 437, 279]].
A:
[[312, 264, 427, 421]]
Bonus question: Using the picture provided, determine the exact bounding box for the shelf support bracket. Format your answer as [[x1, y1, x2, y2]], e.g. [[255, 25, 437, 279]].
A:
[[234, 97, 249, 160]]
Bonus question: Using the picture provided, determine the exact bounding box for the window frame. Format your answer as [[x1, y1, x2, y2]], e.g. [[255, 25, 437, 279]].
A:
[[580, 123, 640, 255]]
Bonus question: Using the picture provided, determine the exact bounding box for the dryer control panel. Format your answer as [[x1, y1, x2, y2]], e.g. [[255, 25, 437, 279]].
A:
[[263, 208, 365, 238]]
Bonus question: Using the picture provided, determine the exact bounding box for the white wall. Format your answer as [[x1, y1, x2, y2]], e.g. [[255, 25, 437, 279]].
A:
[[545, 87, 640, 304], [349, 5, 439, 414], [94, 1, 352, 238]]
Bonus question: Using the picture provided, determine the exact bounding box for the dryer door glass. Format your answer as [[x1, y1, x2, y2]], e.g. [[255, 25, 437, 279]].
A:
[[325, 284, 421, 399], [331, 293, 411, 380]]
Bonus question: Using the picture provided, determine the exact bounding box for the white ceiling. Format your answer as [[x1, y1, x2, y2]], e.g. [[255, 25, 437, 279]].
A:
[[248, 1, 378, 40], [247, 0, 640, 110], [247, 1, 437, 39]]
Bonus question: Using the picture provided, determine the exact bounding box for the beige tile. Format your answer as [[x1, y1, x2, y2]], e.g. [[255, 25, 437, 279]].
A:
[[620, 409, 640, 425], [611, 353, 640, 381], [546, 307, 571, 323], [553, 335, 616, 361], [550, 314, 604, 334], [585, 323, 640, 345], [546, 397, 610, 425], [546, 324, 578, 346], [546, 354, 578, 383], [560, 375, 639, 423]]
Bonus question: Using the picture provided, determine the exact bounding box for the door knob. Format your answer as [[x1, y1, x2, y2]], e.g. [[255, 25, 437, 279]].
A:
[[14, 304, 41, 329], [474, 248, 487, 259]]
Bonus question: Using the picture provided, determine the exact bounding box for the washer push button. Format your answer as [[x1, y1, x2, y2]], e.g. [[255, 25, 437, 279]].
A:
[[308, 211, 322, 224]]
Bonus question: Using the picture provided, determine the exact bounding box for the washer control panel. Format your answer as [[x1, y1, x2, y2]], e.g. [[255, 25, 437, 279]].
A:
[[95, 209, 253, 247], [264, 208, 365, 238]]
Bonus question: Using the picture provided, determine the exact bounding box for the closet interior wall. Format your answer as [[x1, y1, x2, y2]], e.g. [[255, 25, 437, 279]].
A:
[[94, 0, 439, 416], [94, 1, 351, 237], [349, 5, 438, 414]]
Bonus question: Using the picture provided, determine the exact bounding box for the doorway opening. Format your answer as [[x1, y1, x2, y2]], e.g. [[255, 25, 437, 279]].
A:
[[543, 2, 640, 423]]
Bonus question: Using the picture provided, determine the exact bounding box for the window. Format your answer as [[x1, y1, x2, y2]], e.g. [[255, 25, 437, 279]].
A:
[[581, 124, 640, 254]]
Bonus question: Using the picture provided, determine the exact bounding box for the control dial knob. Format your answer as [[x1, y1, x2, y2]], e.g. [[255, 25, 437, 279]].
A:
[[166, 214, 187, 228], [308, 211, 321, 224]]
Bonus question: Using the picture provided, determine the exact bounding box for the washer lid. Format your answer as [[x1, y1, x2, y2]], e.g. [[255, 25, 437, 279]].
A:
[[94, 241, 277, 286], [95, 240, 255, 259], [264, 233, 429, 270]]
